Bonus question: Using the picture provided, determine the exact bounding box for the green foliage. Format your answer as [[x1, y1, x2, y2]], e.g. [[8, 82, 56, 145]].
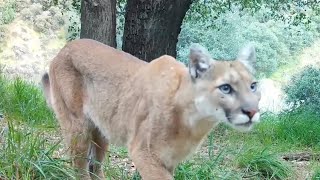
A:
[[313, 167, 320, 180], [174, 134, 240, 179], [0, 26, 8, 46], [20, 3, 65, 34], [187, 0, 320, 27], [0, 72, 55, 127], [0, 0, 16, 25], [178, 6, 319, 77], [65, 10, 80, 41], [237, 147, 292, 179], [116, 0, 126, 49], [185, 0, 231, 23], [64, 1, 81, 41], [31, 0, 56, 10], [0, 120, 76, 179], [284, 66, 320, 113]]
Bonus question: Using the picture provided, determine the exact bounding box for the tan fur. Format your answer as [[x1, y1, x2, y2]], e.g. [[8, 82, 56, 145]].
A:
[[42, 39, 261, 180]]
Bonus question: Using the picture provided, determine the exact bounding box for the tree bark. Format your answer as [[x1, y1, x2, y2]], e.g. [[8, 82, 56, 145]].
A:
[[122, 0, 193, 62], [80, 0, 117, 47]]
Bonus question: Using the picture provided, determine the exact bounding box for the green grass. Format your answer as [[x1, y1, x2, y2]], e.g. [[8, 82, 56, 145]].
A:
[[220, 109, 320, 179], [236, 110, 320, 152], [0, 120, 76, 179], [236, 147, 292, 179], [0, 71, 74, 179], [0, 72, 56, 128], [174, 149, 241, 179], [313, 167, 320, 180]]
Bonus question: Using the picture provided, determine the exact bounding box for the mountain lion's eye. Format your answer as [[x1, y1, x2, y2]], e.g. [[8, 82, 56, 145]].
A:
[[219, 84, 232, 94], [250, 82, 257, 92]]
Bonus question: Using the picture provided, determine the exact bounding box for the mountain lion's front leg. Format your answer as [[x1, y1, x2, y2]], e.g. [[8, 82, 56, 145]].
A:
[[130, 147, 173, 180]]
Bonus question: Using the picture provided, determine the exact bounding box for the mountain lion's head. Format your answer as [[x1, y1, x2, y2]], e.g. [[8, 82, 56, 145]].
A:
[[188, 44, 261, 131]]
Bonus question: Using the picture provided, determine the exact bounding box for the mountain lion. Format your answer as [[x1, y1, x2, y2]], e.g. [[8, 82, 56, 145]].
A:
[[42, 39, 261, 179]]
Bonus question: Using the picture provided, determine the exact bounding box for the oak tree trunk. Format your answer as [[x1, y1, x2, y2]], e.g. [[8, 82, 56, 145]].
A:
[[122, 0, 192, 62], [80, 0, 117, 47]]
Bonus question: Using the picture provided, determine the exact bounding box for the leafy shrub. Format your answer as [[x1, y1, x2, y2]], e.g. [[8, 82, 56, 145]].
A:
[[63, 0, 81, 41], [0, 26, 8, 46], [51, 13, 65, 30], [177, 6, 320, 77], [33, 14, 52, 33], [0, 0, 16, 25], [20, 8, 34, 21], [31, 0, 56, 10], [116, 0, 126, 49], [47, 7, 65, 30], [284, 66, 320, 113], [14, 0, 29, 12], [48, 6, 61, 16], [65, 10, 80, 41], [29, 3, 43, 16], [21, 3, 65, 34]]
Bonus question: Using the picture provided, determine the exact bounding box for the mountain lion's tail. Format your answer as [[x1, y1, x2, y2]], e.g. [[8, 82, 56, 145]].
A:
[[41, 73, 52, 109]]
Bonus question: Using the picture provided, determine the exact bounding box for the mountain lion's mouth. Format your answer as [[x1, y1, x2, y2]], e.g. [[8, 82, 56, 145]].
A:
[[235, 120, 252, 127]]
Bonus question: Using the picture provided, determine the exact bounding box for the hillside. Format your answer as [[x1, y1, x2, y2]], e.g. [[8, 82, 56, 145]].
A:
[[0, 19, 66, 82], [0, 0, 76, 82]]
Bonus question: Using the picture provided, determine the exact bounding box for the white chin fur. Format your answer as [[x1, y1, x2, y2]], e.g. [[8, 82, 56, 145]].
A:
[[232, 114, 250, 125], [230, 112, 261, 132]]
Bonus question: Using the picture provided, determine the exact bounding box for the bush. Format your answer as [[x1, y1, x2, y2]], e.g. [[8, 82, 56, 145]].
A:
[[47, 7, 65, 30], [31, 0, 55, 10], [116, 0, 126, 49], [14, 0, 29, 12], [284, 66, 320, 113], [21, 4, 65, 34], [177, 6, 320, 77], [0, 0, 16, 25], [29, 3, 43, 16], [0, 26, 8, 45], [65, 10, 80, 41], [33, 14, 52, 33], [20, 8, 34, 21]]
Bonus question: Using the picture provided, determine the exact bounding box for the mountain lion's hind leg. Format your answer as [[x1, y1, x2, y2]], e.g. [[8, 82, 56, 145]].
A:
[[60, 114, 93, 180], [89, 128, 108, 179]]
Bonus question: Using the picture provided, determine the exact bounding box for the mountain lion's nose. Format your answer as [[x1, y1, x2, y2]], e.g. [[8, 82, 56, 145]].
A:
[[241, 108, 257, 119]]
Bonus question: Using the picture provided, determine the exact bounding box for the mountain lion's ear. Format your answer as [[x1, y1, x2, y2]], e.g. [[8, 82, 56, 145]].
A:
[[237, 44, 256, 74], [188, 43, 212, 80]]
